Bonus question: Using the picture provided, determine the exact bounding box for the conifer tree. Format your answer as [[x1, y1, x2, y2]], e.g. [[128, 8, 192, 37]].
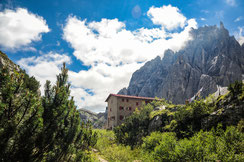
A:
[[0, 63, 97, 162], [37, 63, 97, 161], [0, 67, 43, 161]]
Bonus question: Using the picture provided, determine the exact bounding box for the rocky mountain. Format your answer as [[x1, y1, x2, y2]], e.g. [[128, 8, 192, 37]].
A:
[[78, 108, 107, 128], [0, 51, 41, 95], [0, 51, 19, 71], [119, 22, 244, 104]]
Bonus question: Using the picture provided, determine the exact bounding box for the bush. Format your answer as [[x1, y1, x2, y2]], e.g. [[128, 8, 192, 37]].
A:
[[142, 126, 244, 161], [94, 129, 153, 162], [141, 132, 164, 152], [114, 104, 154, 148], [228, 80, 243, 99], [152, 132, 177, 161]]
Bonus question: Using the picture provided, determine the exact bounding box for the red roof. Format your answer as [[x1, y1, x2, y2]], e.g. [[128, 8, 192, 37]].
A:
[[105, 93, 156, 102]]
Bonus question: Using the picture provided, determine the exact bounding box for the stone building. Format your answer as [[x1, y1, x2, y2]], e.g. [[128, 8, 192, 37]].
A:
[[105, 94, 155, 129]]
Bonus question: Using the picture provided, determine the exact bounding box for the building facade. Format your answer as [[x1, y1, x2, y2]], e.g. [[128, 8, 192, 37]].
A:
[[105, 94, 155, 129]]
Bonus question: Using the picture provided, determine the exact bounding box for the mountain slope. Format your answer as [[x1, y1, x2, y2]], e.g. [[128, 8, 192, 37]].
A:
[[78, 108, 107, 128], [119, 22, 244, 104]]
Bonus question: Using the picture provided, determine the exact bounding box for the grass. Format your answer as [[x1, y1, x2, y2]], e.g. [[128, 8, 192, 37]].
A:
[[93, 129, 154, 162]]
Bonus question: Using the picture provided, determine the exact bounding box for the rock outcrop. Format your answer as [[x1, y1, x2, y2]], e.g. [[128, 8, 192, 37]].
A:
[[0, 51, 19, 71], [119, 23, 244, 104], [202, 83, 244, 130], [78, 108, 107, 129]]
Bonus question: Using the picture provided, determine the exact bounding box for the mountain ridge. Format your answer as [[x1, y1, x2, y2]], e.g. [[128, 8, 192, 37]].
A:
[[118, 22, 244, 104]]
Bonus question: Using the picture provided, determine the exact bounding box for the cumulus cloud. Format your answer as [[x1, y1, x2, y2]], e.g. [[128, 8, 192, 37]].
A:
[[0, 8, 50, 50], [147, 5, 186, 30], [17, 52, 71, 93], [69, 62, 143, 112], [225, 0, 236, 6], [60, 5, 197, 112], [236, 27, 244, 45], [17, 5, 197, 112], [234, 16, 242, 22]]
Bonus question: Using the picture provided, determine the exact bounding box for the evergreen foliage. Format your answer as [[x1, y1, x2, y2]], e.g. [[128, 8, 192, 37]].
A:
[[0, 64, 97, 161], [36, 63, 97, 161], [0, 67, 43, 161]]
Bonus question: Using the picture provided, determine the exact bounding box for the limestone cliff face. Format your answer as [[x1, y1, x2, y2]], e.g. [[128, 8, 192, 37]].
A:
[[118, 23, 244, 104]]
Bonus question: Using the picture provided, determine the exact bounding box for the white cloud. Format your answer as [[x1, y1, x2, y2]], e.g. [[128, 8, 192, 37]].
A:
[[60, 5, 197, 112], [17, 5, 197, 113], [17, 52, 71, 93], [147, 5, 186, 30], [88, 18, 125, 38], [236, 27, 244, 45], [0, 8, 50, 50], [69, 62, 143, 112], [200, 18, 206, 21], [225, 0, 236, 6], [234, 16, 242, 22]]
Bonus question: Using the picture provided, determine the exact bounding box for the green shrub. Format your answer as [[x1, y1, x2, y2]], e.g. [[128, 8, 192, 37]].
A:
[[237, 119, 244, 132], [143, 126, 244, 161], [114, 104, 154, 148], [141, 132, 164, 152], [94, 129, 153, 162], [152, 132, 177, 161], [228, 80, 243, 99]]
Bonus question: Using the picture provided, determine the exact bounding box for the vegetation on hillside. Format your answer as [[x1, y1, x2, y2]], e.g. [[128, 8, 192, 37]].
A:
[[142, 126, 243, 161], [1, 50, 243, 161], [112, 81, 244, 161], [93, 129, 153, 162], [0, 63, 97, 161]]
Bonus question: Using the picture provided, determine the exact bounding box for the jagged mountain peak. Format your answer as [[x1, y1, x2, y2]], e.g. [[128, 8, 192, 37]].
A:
[[119, 23, 244, 104]]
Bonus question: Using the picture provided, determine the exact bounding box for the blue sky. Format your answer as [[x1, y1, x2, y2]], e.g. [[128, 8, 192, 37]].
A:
[[0, 0, 244, 112]]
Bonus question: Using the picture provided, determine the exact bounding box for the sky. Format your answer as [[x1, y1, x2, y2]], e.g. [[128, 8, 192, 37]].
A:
[[0, 0, 244, 112]]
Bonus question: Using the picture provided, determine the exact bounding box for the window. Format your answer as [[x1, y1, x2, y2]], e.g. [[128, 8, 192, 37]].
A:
[[126, 107, 131, 110], [119, 106, 124, 110], [126, 99, 129, 102], [111, 116, 115, 120], [120, 115, 124, 120], [110, 108, 112, 111], [122, 98, 124, 102], [136, 102, 139, 106]]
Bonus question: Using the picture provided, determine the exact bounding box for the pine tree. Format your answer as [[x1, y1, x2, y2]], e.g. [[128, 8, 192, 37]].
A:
[[36, 63, 97, 161], [0, 67, 43, 161], [0, 63, 97, 161]]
